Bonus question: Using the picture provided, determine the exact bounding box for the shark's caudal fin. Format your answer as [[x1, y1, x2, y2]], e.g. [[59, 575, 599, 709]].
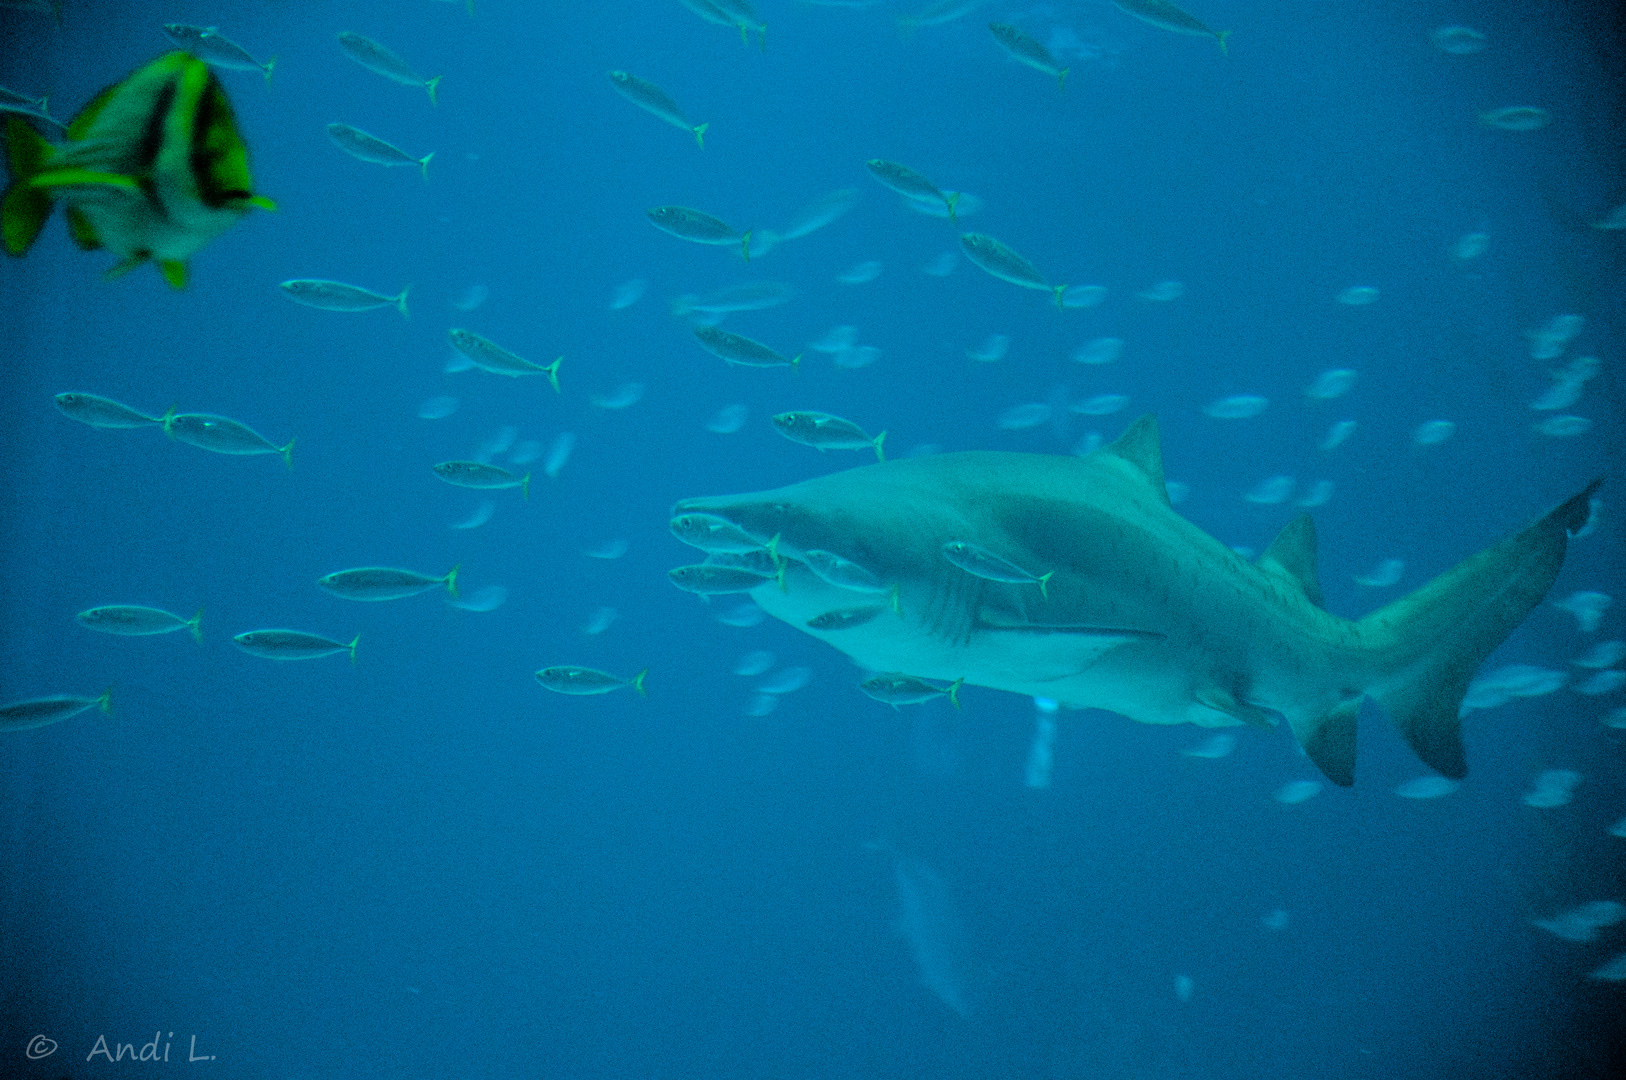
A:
[[1356, 479, 1601, 780]]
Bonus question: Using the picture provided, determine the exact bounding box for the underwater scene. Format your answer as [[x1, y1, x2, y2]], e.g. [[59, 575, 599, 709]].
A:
[[2, 1, 1623, 1076]]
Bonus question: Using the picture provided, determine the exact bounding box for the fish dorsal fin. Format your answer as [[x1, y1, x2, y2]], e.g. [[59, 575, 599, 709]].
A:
[[1259, 513, 1324, 606], [1098, 413, 1168, 504]]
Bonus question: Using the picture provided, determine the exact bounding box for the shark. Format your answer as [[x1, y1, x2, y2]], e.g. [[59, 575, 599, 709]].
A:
[[670, 416, 1599, 786]]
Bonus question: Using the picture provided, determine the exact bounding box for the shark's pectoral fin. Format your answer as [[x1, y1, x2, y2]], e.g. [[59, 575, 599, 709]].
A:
[[1290, 696, 1360, 787], [1259, 513, 1323, 606]]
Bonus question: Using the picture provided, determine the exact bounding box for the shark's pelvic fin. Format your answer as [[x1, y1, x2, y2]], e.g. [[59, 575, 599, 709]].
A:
[[1359, 478, 1602, 780]]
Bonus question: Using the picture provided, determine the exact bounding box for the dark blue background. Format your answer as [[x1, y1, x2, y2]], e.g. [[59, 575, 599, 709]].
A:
[[2, 1, 1623, 1077]]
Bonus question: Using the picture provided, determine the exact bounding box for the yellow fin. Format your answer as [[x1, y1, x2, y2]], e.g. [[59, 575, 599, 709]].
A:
[[160, 260, 187, 289]]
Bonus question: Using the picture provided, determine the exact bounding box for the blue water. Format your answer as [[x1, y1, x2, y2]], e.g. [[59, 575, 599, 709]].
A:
[[3, 1, 1623, 1076]]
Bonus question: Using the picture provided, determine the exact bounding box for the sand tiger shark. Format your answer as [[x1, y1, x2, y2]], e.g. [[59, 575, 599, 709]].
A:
[[670, 416, 1599, 786]]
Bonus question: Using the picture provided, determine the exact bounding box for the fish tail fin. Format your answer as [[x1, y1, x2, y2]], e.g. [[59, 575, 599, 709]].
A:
[[1354, 479, 1601, 783], [279, 437, 295, 469], [1036, 570, 1053, 599], [1057, 68, 1068, 91], [263, 57, 277, 85], [947, 677, 964, 710], [1051, 284, 1067, 308], [419, 151, 434, 181], [464, 0, 474, 13], [741, 229, 753, 260], [693, 122, 708, 148], [890, 584, 901, 616], [426, 76, 442, 106], [188, 608, 204, 643], [737, 22, 748, 45], [159, 260, 187, 289], [758, 25, 767, 52], [521, 473, 531, 501], [632, 669, 648, 697], [347, 635, 360, 665], [97, 687, 114, 715], [3, 116, 57, 256], [945, 191, 960, 221], [445, 564, 460, 598], [545, 356, 562, 392], [874, 430, 887, 462], [1216, 31, 1231, 56], [397, 284, 411, 318], [160, 404, 179, 435]]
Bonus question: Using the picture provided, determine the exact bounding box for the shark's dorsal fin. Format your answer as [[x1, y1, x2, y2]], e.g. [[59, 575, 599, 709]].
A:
[[1099, 414, 1168, 504], [1259, 513, 1324, 606]]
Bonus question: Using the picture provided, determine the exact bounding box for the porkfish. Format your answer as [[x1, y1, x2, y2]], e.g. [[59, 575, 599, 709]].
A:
[[671, 415, 1600, 786], [2, 51, 274, 288]]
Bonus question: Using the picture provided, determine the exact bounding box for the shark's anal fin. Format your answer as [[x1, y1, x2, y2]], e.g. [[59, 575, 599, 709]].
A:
[[1292, 696, 1359, 787], [1097, 414, 1169, 505], [1259, 513, 1323, 606]]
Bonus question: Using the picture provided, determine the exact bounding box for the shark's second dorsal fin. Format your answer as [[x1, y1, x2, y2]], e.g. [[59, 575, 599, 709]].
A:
[[1099, 414, 1169, 504], [1259, 513, 1324, 606]]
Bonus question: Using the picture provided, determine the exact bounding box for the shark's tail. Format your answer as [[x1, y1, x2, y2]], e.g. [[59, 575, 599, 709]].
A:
[[1344, 479, 1600, 783]]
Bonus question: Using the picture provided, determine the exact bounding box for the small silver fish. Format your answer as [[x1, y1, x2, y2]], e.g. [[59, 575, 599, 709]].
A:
[[337, 32, 441, 103], [447, 330, 561, 388], [670, 512, 770, 553], [54, 392, 163, 429], [0, 689, 111, 731], [860, 673, 963, 708], [281, 279, 409, 316], [1479, 106, 1552, 131], [941, 540, 1054, 597], [163, 24, 277, 81], [77, 605, 202, 641], [648, 206, 751, 257], [326, 123, 434, 178], [233, 629, 358, 663], [0, 84, 64, 127], [988, 23, 1068, 88], [433, 461, 530, 498], [959, 232, 1065, 304], [1111, 0, 1230, 53], [164, 411, 294, 466], [535, 666, 648, 696], [668, 564, 774, 594], [807, 606, 888, 631], [608, 71, 707, 146], [866, 159, 957, 219], [693, 326, 799, 368], [772, 411, 886, 460], [317, 566, 459, 601], [801, 550, 891, 595]]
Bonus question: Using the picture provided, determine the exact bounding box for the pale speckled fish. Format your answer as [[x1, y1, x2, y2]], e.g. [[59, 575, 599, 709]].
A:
[[959, 233, 1065, 304], [433, 461, 530, 498], [77, 605, 202, 641], [535, 666, 648, 696], [281, 279, 409, 316], [866, 160, 957, 219], [608, 71, 707, 146], [447, 329, 561, 388], [773, 411, 886, 460], [862, 674, 963, 708], [1111, 0, 1230, 54], [693, 326, 799, 368], [648, 206, 751, 257], [670, 512, 772, 553], [898, 0, 985, 32], [317, 566, 459, 601], [942, 540, 1054, 597], [710, 0, 767, 48], [337, 32, 441, 104], [326, 123, 434, 178], [54, 392, 163, 429], [0, 689, 111, 731], [0, 84, 64, 128], [233, 629, 358, 663], [163, 24, 277, 81], [164, 411, 294, 466], [988, 23, 1068, 88], [668, 563, 775, 594]]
